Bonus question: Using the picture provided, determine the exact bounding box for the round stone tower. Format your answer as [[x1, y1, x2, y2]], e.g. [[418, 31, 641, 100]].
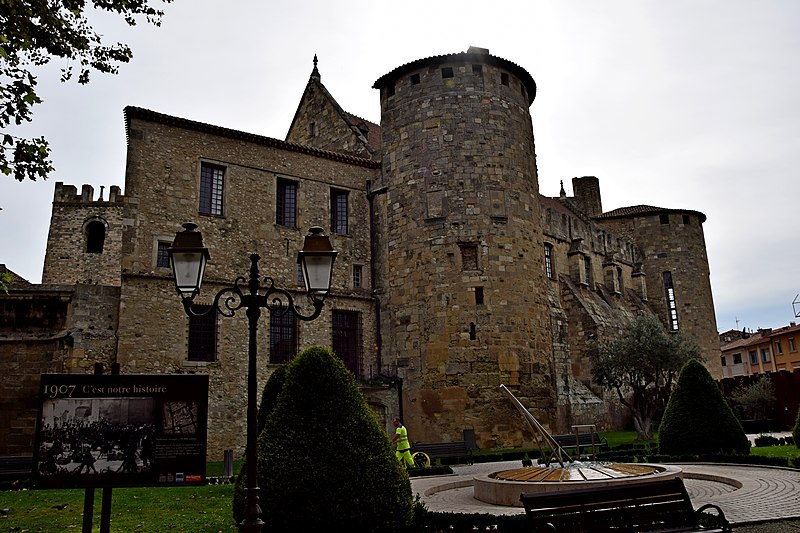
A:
[[372, 47, 554, 448]]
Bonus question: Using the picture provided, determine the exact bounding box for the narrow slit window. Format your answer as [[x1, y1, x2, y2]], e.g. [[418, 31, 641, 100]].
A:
[[500, 72, 509, 86], [663, 271, 679, 331], [544, 243, 554, 279], [475, 287, 484, 305]]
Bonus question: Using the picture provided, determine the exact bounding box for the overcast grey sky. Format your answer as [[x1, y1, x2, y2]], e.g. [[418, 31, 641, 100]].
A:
[[1, 0, 798, 332]]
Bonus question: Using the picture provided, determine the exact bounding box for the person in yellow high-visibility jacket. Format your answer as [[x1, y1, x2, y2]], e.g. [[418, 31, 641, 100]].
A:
[[391, 417, 414, 467]]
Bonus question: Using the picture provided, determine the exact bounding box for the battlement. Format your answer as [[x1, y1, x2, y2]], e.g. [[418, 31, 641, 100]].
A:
[[53, 182, 124, 204]]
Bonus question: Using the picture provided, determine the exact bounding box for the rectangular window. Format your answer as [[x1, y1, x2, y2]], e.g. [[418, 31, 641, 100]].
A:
[[721, 356, 727, 367], [410, 73, 420, 84], [331, 189, 348, 235], [790, 338, 797, 352], [660, 214, 669, 225], [749, 350, 758, 365], [500, 72, 509, 86], [353, 265, 362, 288], [761, 348, 771, 363], [584, 256, 593, 287], [733, 353, 742, 364], [544, 243, 554, 279], [188, 305, 216, 362], [617, 266, 624, 293], [156, 241, 171, 268], [475, 287, 484, 305], [775, 341, 783, 355], [663, 271, 679, 331], [682, 214, 690, 225], [441, 67, 454, 79], [332, 310, 360, 376], [199, 163, 224, 216], [269, 309, 297, 364], [276, 178, 297, 227], [461, 244, 478, 271], [296, 263, 305, 286]]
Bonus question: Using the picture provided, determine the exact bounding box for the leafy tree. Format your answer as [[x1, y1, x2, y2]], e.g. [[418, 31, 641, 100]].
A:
[[0, 271, 13, 294], [0, 0, 172, 181], [792, 406, 800, 446], [659, 358, 750, 455], [730, 375, 775, 421], [259, 345, 413, 532], [591, 313, 701, 440]]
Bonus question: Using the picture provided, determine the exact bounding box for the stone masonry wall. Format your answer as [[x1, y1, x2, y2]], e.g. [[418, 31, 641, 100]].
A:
[[42, 184, 125, 286], [374, 50, 554, 449], [116, 113, 382, 457]]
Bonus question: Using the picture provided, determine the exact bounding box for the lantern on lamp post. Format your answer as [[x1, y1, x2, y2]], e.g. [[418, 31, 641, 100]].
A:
[[168, 223, 336, 532]]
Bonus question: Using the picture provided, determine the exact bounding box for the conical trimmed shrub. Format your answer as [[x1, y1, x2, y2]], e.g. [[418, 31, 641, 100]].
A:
[[659, 359, 749, 456], [260, 345, 413, 532]]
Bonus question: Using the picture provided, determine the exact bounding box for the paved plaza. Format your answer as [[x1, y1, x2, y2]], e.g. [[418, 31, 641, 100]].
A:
[[411, 460, 800, 529]]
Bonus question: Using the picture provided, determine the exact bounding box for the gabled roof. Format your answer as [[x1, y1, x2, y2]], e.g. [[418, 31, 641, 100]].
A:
[[720, 334, 764, 352], [596, 205, 707, 224], [124, 106, 380, 170], [767, 323, 800, 337], [286, 57, 380, 157], [343, 111, 382, 153]]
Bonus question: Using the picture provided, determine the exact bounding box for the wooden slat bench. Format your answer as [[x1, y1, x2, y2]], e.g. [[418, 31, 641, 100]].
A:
[[0, 455, 33, 482], [520, 477, 731, 532], [412, 441, 473, 465]]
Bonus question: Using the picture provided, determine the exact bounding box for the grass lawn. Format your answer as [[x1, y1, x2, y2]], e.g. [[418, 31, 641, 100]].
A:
[[0, 483, 238, 532], [3, 439, 797, 531], [750, 444, 799, 459]]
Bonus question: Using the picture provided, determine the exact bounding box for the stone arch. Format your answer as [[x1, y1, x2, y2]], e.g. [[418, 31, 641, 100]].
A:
[[84, 217, 108, 254]]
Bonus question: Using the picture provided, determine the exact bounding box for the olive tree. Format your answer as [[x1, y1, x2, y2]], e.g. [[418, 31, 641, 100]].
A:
[[730, 375, 775, 422], [591, 313, 701, 440]]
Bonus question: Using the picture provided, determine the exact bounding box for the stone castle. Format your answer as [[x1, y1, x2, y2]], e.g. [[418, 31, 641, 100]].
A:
[[0, 47, 720, 458]]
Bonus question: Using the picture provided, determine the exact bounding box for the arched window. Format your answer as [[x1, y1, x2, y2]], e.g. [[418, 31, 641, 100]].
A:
[[85, 220, 106, 254]]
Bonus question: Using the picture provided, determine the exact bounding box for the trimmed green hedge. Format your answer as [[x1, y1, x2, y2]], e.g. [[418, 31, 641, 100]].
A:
[[659, 359, 750, 456]]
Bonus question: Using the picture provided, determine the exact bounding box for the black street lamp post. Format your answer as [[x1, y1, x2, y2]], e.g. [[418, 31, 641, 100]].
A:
[[168, 223, 336, 532]]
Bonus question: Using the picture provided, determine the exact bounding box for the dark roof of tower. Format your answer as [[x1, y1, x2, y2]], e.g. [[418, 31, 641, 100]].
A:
[[124, 106, 380, 169], [372, 46, 537, 105], [597, 204, 707, 224]]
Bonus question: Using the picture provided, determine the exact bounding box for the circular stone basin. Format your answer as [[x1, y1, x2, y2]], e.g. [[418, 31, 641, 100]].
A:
[[473, 462, 683, 507]]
